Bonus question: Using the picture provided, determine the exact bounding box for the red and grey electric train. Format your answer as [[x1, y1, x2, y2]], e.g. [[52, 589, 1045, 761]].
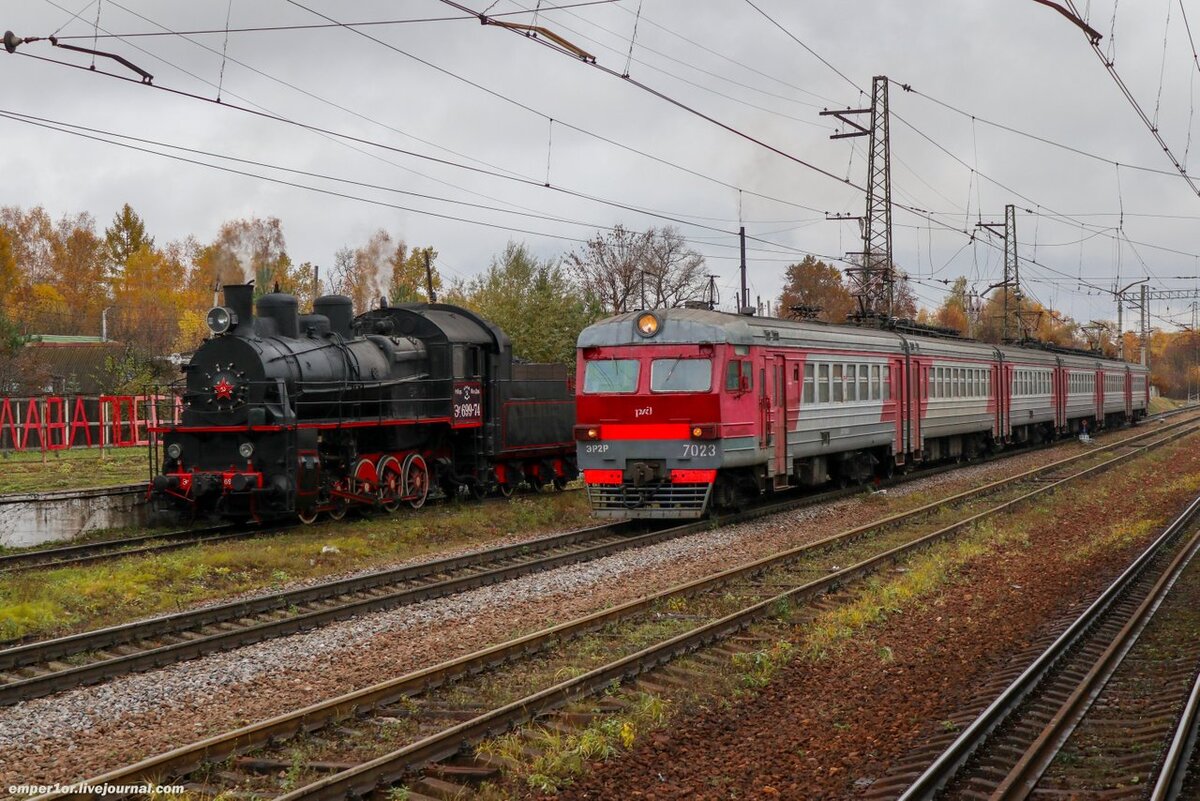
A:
[[575, 308, 1149, 518]]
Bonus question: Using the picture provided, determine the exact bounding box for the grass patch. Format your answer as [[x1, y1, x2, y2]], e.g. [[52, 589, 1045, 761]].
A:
[[476, 693, 670, 794], [0, 492, 593, 640], [0, 447, 150, 494]]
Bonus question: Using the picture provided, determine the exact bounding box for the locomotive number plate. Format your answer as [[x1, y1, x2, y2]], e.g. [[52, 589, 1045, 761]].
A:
[[452, 381, 483, 428]]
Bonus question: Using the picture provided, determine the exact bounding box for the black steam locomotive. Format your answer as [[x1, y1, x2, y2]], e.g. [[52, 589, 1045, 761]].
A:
[[151, 283, 577, 522]]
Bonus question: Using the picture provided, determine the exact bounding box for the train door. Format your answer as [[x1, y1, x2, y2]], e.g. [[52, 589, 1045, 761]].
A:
[[758, 357, 770, 453], [1124, 368, 1133, 419], [1095, 370, 1104, 422], [893, 356, 907, 462], [992, 357, 1005, 442], [911, 359, 926, 461], [772, 354, 788, 483]]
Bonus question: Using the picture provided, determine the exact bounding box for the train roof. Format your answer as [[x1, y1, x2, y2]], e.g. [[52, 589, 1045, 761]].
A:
[[357, 303, 510, 351], [579, 307, 1146, 372]]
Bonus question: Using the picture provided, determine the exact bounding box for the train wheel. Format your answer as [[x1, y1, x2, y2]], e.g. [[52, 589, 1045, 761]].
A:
[[329, 479, 349, 520], [297, 506, 319, 525], [352, 458, 378, 498], [402, 453, 429, 509], [552, 477, 569, 491], [498, 482, 515, 498], [378, 456, 402, 513], [469, 481, 488, 500]]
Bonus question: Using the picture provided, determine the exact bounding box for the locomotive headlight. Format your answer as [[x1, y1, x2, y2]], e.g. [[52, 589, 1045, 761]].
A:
[[635, 312, 660, 337], [692, 427, 703, 438], [238, 442, 255, 459], [166, 443, 182, 460], [206, 306, 238, 335]]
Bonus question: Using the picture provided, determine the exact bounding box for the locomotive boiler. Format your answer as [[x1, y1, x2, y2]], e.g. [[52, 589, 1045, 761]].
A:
[[152, 283, 576, 522]]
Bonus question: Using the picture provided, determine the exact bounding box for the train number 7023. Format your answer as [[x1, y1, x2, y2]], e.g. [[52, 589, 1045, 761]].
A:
[[682, 443, 717, 457]]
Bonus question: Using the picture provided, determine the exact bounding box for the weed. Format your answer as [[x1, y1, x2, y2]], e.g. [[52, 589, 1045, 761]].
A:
[[731, 641, 795, 689], [476, 692, 670, 794]]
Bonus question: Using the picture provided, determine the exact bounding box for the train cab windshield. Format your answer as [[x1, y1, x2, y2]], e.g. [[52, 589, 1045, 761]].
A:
[[583, 359, 640, 393], [650, 358, 712, 392]]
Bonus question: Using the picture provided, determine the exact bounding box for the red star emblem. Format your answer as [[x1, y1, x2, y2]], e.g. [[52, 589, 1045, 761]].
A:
[[213, 377, 235, 400]]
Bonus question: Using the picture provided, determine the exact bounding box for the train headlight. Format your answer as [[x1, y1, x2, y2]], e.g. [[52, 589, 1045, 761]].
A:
[[166, 443, 182, 460], [206, 306, 238, 335], [238, 442, 255, 459], [635, 312, 660, 337]]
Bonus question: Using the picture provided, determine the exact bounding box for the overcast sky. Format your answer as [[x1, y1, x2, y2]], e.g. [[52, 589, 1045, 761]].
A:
[[3, 0, 1200, 332]]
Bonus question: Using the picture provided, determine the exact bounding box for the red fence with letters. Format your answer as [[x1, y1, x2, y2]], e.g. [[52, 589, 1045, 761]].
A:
[[0, 394, 182, 452]]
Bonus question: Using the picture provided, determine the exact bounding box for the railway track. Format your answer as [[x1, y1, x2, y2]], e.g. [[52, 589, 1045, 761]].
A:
[[0, 485, 584, 575], [893, 490, 1200, 800], [2, 414, 1192, 709], [0, 523, 247, 573], [36, 418, 1200, 799], [4, 408, 1188, 574], [1155, 657, 1200, 801]]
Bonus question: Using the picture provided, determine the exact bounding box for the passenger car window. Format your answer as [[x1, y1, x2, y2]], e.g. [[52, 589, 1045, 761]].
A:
[[583, 359, 639, 394], [651, 358, 712, 392], [803, 364, 815, 404]]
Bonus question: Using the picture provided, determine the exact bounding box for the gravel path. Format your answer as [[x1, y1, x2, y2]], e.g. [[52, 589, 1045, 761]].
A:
[[0, 431, 1149, 784]]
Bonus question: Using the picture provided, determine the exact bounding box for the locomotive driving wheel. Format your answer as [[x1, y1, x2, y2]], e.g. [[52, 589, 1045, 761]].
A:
[[297, 505, 319, 525], [402, 453, 429, 509], [351, 458, 379, 513], [378, 456, 402, 513], [328, 478, 349, 520], [497, 481, 515, 498]]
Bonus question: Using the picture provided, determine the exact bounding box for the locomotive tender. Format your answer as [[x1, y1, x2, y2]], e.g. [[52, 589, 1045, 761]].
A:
[[152, 283, 576, 522], [575, 308, 1149, 518]]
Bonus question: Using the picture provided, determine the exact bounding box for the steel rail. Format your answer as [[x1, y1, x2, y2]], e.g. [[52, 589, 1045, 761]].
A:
[[270, 424, 1198, 801], [0, 523, 241, 573], [0, 519, 634, 705], [1151, 664, 1200, 801], [897, 490, 1200, 801], [41, 421, 1197, 800], [5, 414, 1189, 706], [988, 505, 1200, 799]]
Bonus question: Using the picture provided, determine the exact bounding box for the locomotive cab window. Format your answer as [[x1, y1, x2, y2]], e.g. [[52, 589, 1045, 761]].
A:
[[651, 358, 712, 393], [583, 359, 640, 394], [725, 359, 753, 392]]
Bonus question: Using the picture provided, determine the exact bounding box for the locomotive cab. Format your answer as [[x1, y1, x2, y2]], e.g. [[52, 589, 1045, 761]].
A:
[[576, 310, 751, 518]]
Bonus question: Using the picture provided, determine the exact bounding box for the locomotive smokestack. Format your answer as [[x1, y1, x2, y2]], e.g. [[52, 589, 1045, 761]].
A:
[[223, 284, 254, 334]]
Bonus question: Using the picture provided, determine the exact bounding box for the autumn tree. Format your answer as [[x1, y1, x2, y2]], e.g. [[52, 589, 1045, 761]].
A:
[[640, 227, 706, 309], [0, 227, 16, 310], [104, 203, 154, 278], [189, 217, 293, 297], [566, 225, 707, 313], [330, 230, 389, 313], [892, 273, 919, 320], [389, 244, 442, 304], [49, 212, 108, 334], [448, 242, 599, 366], [935, 276, 971, 335], [778, 256, 855, 323]]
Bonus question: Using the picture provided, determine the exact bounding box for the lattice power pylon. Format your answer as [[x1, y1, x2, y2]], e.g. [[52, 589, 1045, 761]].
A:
[[977, 203, 1028, 343], [821, 75, 894, 319]]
